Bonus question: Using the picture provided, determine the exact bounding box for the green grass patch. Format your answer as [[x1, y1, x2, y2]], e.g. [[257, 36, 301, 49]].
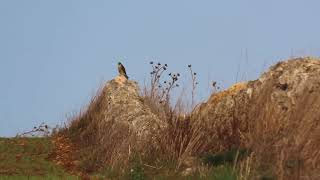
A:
[[0, 137, 75, 178], [0, 137, 241, 179]]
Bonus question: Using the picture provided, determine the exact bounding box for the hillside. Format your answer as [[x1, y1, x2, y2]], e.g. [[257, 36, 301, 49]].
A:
[[1, 57, 320, 179]]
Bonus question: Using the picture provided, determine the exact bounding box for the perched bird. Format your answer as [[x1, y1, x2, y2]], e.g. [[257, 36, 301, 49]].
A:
[[118, 62, 129, 79]]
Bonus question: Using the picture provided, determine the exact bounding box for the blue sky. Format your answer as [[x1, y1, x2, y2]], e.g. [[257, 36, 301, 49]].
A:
[[1, 0, 320, 136]]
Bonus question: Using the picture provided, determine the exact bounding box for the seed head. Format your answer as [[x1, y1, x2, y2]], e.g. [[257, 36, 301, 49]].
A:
[[212, 81, 217, 87]]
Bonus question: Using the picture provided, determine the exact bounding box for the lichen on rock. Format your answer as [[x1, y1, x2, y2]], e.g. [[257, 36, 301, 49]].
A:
[[193, 57, 320, 178]]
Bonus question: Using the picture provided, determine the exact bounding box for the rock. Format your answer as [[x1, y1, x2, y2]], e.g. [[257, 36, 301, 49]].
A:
[[181, 168, 194, 176], [114, 74, 128, 84], [67, 75, 166, 168], [194, 57, 320, 178], [194, 81, 251, 151], [180, 156, 199, 176], [101, 76, 165, 139]]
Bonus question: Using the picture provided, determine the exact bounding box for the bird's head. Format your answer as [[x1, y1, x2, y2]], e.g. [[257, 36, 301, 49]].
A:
[[118, 62, 122, 65]]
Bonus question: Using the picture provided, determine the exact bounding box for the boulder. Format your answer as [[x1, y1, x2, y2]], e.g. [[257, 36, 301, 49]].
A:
[[194, 57, 320, 178], [67, 75, 165, 169], [102, 76, 164, 139]]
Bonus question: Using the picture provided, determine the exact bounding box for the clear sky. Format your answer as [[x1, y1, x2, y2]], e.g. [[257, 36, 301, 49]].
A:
[[1, 0, 320, 137]]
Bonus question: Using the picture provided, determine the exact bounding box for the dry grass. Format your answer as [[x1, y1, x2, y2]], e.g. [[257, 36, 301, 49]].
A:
[[58, 85, 145, 173], [246, 81, 320, 179], [140, 62, 220, 168], [55, 62, 220, 175], [55, 60, 320, 179]]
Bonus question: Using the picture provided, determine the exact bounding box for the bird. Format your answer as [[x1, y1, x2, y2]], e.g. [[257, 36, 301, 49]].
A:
[[118, 62, 129, 79]]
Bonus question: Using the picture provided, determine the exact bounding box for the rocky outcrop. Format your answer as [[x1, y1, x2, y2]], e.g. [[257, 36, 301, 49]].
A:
[[193, 81, 251, 152], [67, 57, 320, 178], [102, 75, 165, 139], [67, 75, 165, 168], [195, 57, 320, 178]]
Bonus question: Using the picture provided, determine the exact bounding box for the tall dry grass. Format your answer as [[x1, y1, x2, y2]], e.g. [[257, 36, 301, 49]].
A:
[[58, 85, 141, 172], [246, 81, 320, 179], [58, 63, 254, 179], [56, 60, 320, 179], [142, 62, 215, 168], [57, 62, 224, 174]]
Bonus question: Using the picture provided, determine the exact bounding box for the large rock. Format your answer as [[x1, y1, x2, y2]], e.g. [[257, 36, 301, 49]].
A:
[[101, 76, 164, 138], [67, 75, 165, 169], [194, 81, 251, 151], [74, 75, 165, 140], [195, 57, 320, 178]]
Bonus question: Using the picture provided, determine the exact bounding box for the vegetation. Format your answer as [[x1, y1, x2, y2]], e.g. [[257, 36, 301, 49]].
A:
[[0, 137, 77, 179], [46, 62, 253, 179], [0, 137, 243, 179], [2, 59, 320, 179]]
